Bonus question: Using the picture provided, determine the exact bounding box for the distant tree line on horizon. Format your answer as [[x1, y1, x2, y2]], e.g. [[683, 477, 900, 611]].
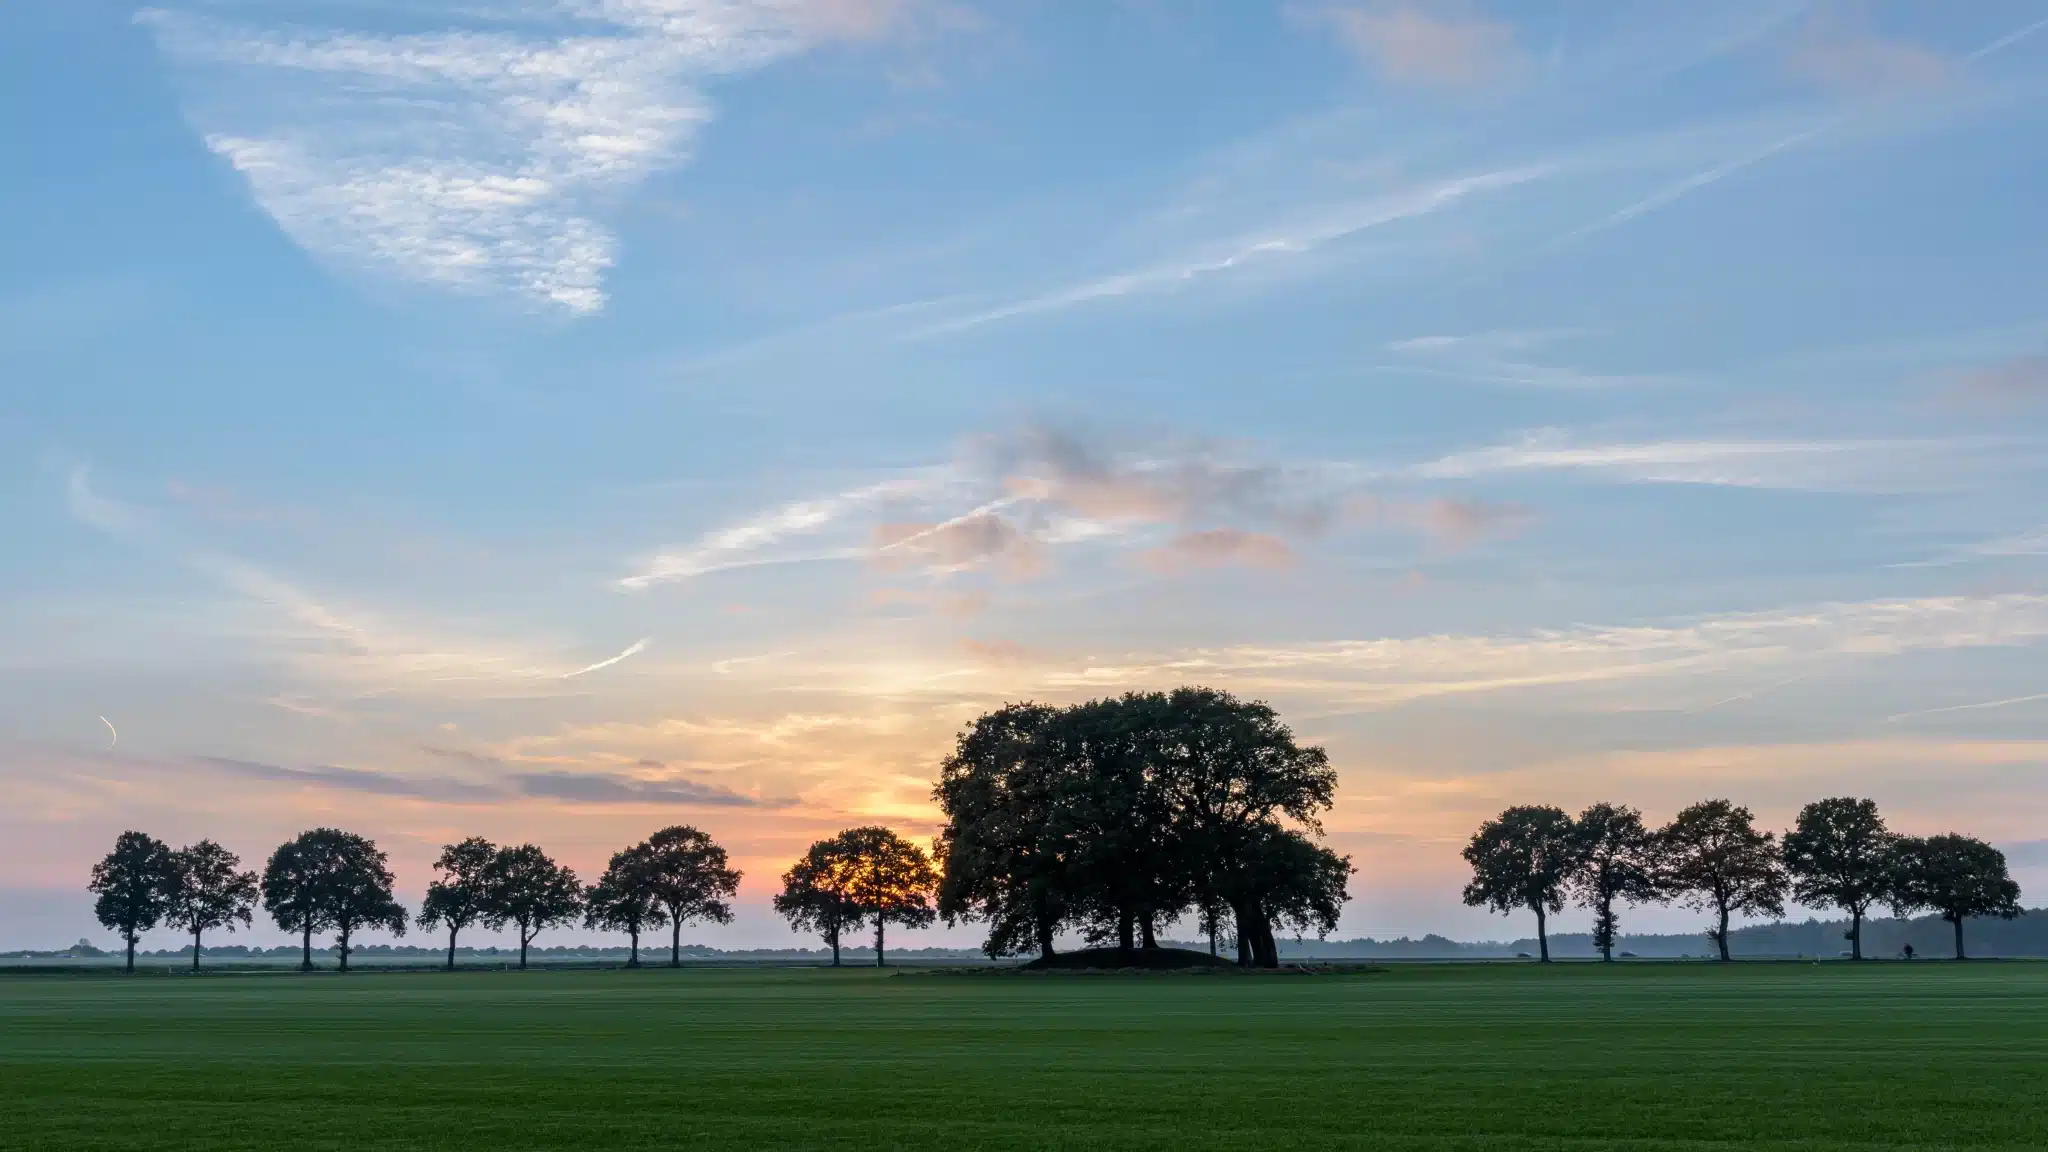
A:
[[85, 820, 949, 973], [1462, 797, 2024, 962], [82, 687, 1352, 972], [79, 689, 2027, 973]]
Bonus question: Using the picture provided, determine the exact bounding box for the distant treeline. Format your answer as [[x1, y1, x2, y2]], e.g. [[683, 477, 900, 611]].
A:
[[1262, 908, 2048, 960]]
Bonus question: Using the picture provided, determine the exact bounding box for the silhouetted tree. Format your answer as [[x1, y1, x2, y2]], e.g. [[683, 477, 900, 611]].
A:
[[638, 826, 741, 968], [1888, 834, 2022, 960], [1462, 806, 1579, 962], [1144, 688, 1340, 969], [774, 840, 866, 966], [1659, 800, 1786, 962], [417, 837, 497, 971], [828, 826, 938, 967], [934, 690, 1345, 967], [1782, 797, 1894, 961], [483, 844, 583, 970], [89, 831, 177, 974], [1241, 826, 1352, 965], [1043, 696, 1186, 956], [1570, 803, 1663, 962], [165, 840, 258, 972], [261, 829, 406, 972], [584, 845, 667, 968], [934, 703, 1071, 959]]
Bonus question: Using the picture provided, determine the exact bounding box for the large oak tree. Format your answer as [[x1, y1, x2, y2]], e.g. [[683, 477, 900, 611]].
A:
[[89, 831, 178, 974], [1888, 834, 2022, 960], [165, 840, 259, 972], [584, 845, 668, 968], [1659, 800, 1787, 962], [1461, 806, 1579, 962], [1781, 798, 1894, 961], [1570, 803, 1664, 962], [637, 826, 741, 968], [261, 828, 407, 971], [483, 843, 583, 970], [417, 837, 497, 971]]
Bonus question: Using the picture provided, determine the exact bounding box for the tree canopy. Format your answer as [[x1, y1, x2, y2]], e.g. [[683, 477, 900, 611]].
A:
[[1781, 798, 1894, 961], [584, 845, 668, 968], [1660, 800, 1787, 962], [483, 843, 583, 970], [1461, 805, 1579, 962], [165, 840, 258, 972], [774, 839, 867, 967], [417, 837, 498, 971], [1569, 803, 1663, 962], [89, 831, 178, 974], [261, 828, 406, 971], [637, 826, 741, 968], [834, 826, 938, 967], [1888, 834, 2022, 960], [933, 688, 1347, 967]]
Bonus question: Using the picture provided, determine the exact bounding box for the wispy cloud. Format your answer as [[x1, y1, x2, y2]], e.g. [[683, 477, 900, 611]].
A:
[[563, 637, 651, 678], [1379, 329, 1666, 390], [1310, 3, 1528, 89], [141, 1, 919, 314], [620, 472, 947, 589], [199, 755, 499, 802], [511, 769, 789, 808], [1888, 692, 2048, 724], [1412, 432, 2010, 493], [1136, 528, 1296, 574], [915, 164, 1552, 335], [1042, 593, 2048, 712], [64, 467, 137, 534], [1949, 352, 2048, 407]]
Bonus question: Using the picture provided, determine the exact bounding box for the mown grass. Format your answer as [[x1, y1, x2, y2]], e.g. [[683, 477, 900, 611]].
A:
[[2, 962, 2043, 1150]]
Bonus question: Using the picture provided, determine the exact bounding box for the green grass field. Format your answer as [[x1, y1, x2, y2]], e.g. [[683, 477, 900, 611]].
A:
[[4, 963, 2044, 1150]]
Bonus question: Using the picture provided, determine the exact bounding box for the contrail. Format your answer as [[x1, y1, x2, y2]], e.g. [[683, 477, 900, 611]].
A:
[[99, 716, 118, 748], [563, 637, 650, 678], [1887, 692, 2048, 723]]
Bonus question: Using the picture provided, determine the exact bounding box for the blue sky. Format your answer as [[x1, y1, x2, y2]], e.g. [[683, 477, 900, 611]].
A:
[[4, 0, 2047, 951]]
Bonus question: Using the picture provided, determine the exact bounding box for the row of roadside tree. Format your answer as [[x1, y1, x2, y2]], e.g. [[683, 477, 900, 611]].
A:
[[88, 823, 948, 973], [1461, 798, 2023, 961]]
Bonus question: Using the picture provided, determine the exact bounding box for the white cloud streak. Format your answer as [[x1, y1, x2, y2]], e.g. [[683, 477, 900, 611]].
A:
[[563, 636, 651, 678], [914, 164, 1553, 336], [1412, 433, 2008, 492], [1888, 692, 2048, 723]]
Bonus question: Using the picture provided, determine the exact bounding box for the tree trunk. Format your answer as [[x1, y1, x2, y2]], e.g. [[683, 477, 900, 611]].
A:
[[627, 926, 640, 969], [1953, 915, 1966, 961], [1117, 911, 1134, 957], [671, 917, 682, 969], [1207, 916, 1217, 957], [1036, 916, 1056, 960], [301, 922, 314, 972], [829, 925, 841, 968], [1231, 898, 1254, 967], [1534, 905, 1550, 963], [1597, 897, 1614, 962], [338, 922, 352, 972], [1716, 902, 1732, 963], [446, 924, 458, 971], [1849, 910, 1863, 961], [1254, 915, 1279, 969], [193, 926, 204, 972], [1140, 915, 1158, 950], [874, 917, 886, 968], [519, 924, 530, 971], [125, 930, 137, 975]]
